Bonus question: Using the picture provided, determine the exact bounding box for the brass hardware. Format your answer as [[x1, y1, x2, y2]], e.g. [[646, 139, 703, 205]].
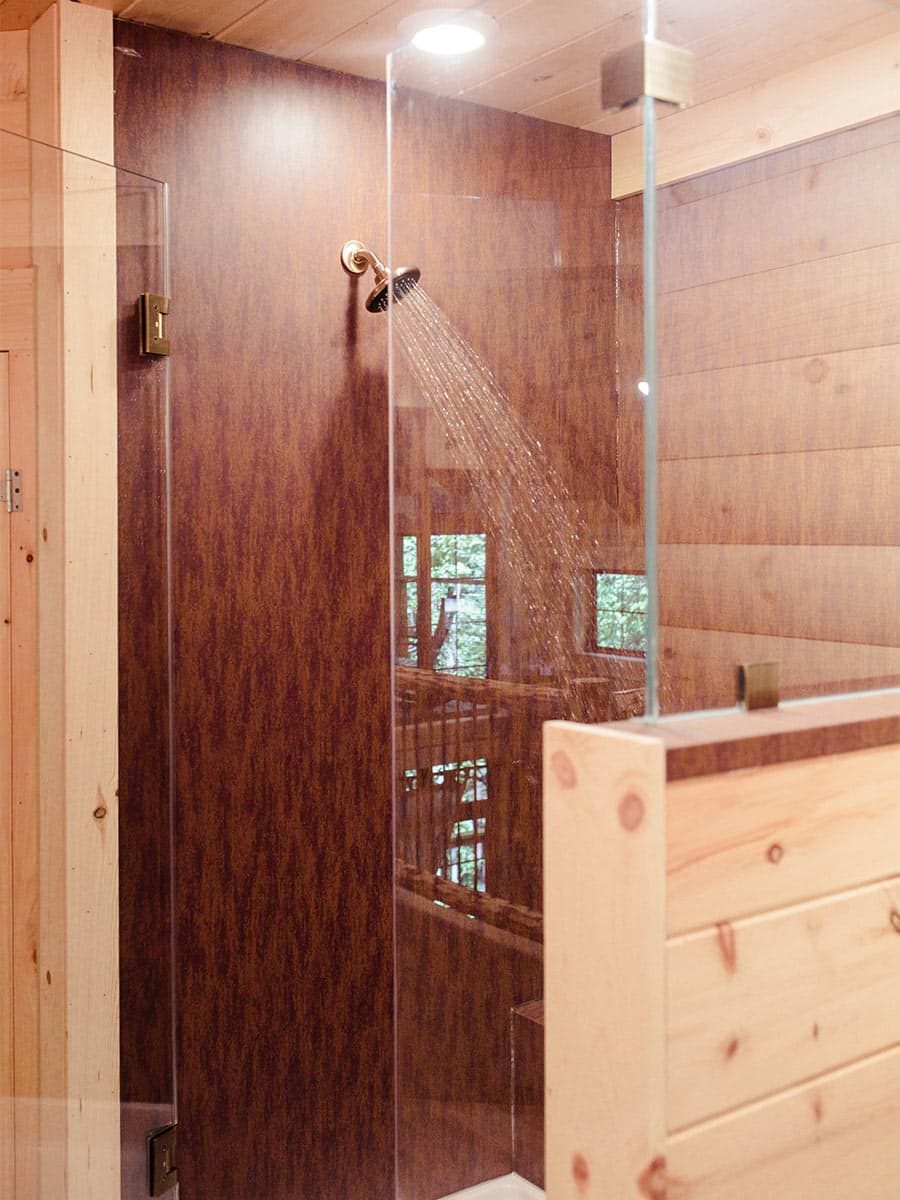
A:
[[340, 240, 421, 313], [148, 1123, 178, 1196], [601, 38, 695, 113], [736, 661, 780, 711], [139, 293, 171, 356], [3, 467, 22, 513]]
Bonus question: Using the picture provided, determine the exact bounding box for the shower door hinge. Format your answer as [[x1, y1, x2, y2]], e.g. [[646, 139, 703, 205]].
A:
[[3, 468, 22, 513], [139, 293, 171, 357], [601, 38, 695, 113], [736, 661, 780, 711], [148, 1123, 179, 1197]]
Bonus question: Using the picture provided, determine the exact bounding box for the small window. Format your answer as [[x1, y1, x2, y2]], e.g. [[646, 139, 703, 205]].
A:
[[594, 572, 648, 655]]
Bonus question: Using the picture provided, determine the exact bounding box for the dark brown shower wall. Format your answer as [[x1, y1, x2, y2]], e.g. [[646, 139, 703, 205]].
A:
[[114, 20, 620, 1200]]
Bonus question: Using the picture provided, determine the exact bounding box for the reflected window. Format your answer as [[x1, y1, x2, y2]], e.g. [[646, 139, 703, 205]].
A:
[[594, 572, 648, 655], [398, 532, 488, 677]]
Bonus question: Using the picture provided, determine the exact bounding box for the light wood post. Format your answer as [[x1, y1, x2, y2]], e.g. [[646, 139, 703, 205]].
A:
[[28, 5, 119, 1199], [543, 721, 667, 1198]]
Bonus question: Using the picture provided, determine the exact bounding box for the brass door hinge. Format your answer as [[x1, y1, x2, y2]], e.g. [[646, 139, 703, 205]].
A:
[[148, 1123, 179, 1196], [3, 468, 22, 513], [139, 293, 171, 357]]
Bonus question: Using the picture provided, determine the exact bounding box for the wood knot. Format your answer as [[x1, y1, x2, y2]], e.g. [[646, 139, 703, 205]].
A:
[[804, 357, 827, 384], [756, 126, 772, 143], [890, 910, 900, 934], [638, 1156, 668, 1199], [767, 843, 784, 865], [26, 552, 34, 564], [618, 792, 645, 832], [716, 922, 737, 974], [93, 806, 108, 821], [551, 750, 577, 790], [725, 1036, 740, 1060], [572, 1152, 590, 1192]]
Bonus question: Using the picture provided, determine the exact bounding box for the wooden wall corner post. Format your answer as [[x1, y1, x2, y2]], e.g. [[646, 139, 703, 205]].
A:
[[28, 4, 120, 1200], [543, 720, 667, 1199]]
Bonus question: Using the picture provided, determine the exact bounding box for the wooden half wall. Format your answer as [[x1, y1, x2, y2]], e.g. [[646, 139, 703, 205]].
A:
[[545, 694, 900, 1199]]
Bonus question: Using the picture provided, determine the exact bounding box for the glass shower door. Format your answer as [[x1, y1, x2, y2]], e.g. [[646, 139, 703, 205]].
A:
[[648, 0, 900, 715], [386, 4, 647, 1194], [0, 124, 177, 1200]]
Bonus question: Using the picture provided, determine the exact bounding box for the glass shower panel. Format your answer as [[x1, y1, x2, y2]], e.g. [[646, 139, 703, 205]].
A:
[[0, 128, 175, 1199], [650, 0, 900, 714], [387, 4, 644, 1194]]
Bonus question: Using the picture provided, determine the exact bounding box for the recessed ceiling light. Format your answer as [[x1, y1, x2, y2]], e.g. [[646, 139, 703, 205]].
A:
[[398, 9, 498, 57]]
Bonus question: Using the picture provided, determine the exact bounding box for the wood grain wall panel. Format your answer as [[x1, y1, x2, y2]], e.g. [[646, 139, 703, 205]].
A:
[[668, 875, 900, 1131], [660, 344, 900, 461], [660, 546, 900, 645], [660, 447, 900, 547], [113, 23, 394, 1200], [666, 1042, 900, 1200], [660, 626, 900, 712], [658, 141, 900, 294], [647, 114, 900, 712], [611, 29, 900, 197], [666, 743, 900, 936], [512, 1000, 544, 1189], [397, 893, 542, 1200], [660, 242, 900, 377], [0, 33, 29, 270], [656, 113, 900, 211]]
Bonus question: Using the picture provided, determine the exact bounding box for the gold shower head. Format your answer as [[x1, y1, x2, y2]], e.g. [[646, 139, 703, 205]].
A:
[[340, 240, 421, 313]]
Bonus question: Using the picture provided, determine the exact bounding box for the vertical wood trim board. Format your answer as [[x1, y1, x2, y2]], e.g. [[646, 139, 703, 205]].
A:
[[28, 4, 120, 1199], [611, 31, 900, 198], [0, 350, 14, 1200], [544, 721, 666, 1198]]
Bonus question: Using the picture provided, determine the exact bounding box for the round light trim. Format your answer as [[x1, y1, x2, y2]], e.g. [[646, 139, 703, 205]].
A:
[[398, 9, 498, 57], [412, 22, 486, 55]]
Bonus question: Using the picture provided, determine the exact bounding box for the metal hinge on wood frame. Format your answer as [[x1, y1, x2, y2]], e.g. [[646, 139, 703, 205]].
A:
[[3, 468, 22, 513]]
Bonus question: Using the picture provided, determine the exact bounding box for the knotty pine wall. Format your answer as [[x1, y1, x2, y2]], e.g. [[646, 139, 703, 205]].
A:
[[619, 113, 900, 713], [113, 20, 620, 1200]]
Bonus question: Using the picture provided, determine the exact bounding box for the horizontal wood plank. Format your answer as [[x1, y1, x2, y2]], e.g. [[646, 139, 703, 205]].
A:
[[667, 1042, 900, 1200], [667, 744, 900, 934], [660, 243, 900, 377], [658, 140, 900, 294], [659, 545, 900, 647], [660, 344, 900, 460], [660, 626, 900, 714], [668, 876, 900, 1129], [659, 446, 900, 547], [612, 31, 900, 197]]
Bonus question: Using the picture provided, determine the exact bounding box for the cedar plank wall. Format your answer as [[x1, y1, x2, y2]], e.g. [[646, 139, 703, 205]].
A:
[[113, 24, 394, 1200], [113, 20, 619, 1200], [619, 114, 900, 713]]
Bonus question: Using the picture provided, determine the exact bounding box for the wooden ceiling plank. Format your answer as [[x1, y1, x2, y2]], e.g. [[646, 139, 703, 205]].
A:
[[389, 0, 637, 99], [118, 0, 258, 39], [213, 0, 402, 60]]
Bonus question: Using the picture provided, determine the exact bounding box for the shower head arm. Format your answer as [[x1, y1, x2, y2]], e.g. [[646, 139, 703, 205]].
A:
[[341, 240, 389, 282]]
